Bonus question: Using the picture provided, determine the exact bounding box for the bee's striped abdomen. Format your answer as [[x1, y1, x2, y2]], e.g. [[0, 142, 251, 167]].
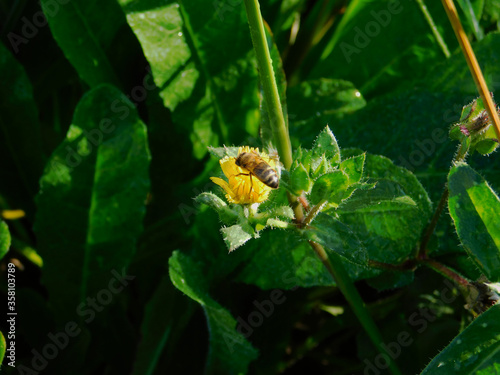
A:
[[253, 162, 279, 189]]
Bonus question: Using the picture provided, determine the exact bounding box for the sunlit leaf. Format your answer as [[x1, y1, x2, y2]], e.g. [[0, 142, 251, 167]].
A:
[[310, 170, 350, 205], [290, 163, 311, 194], [448, 162, 500, 281], [119, 0, 260, 159], [0, 221, 10, 261], [40, 0, 124, 87], [221, 224, 255, 252], [421, 304, 500, 375], [34, 84, 150, 371]]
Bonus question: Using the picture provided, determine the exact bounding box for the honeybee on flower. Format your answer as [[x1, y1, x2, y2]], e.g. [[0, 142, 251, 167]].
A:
[[210, 146, 279, 204]]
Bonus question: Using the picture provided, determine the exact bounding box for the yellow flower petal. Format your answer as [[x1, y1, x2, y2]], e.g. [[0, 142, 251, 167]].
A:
[[1, 209, 25, 220], [210, 177, 231, 194], [210, 177, 238, 203]]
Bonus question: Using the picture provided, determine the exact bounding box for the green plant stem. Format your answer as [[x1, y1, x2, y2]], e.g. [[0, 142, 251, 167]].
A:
[[303, 199, 327, 226], [246, 4, 399, 372], [416, 0, 450, 58], [244, 0, 304, 223], [420, 187, 449, 257], [369, 259, 417, 271], [309, 241, 403, 375], [420, 141, 468, 257], [423, 258, 470, 286], [244, 0, 291, 170]]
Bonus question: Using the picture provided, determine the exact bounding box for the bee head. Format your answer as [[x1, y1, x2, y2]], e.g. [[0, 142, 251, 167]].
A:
[[235, 152, 248, 167]]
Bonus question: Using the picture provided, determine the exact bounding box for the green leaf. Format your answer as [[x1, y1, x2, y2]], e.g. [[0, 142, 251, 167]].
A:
[[310, 0, 452, 96], [169, 250, 258, 374], [483, 0, 500, 26], [426, 33, 500, 94], [221, 224, 255, 252], [254, 205, 294, 226], [287, 79, 365, 142], [119, 0, 260, 158], [290, 163, 311, 194], [0, 330, 5, 365], [476, 362, 500, 374], [41, 0, 124, 87], [340, 153, 366, 184], [34, 84, 150, 371], [310, 154, 333, 178], [305, 213, 368, 266], [235, 229, 337, 289], [310, 170, 350, 206], [0, 42, 44, 209], [457, 0, 484, 40], [269, 205, 295, 220], [312, 125, 341, 166], [461, 97, 484, 122], [196, 191, 227, 210], [208, 146, 240, 159], [421, 304, 500, 375], [475, 138, 499, 155], [338, 180, 418, 213], [132, 273, 194, 375], [265, 218, 292, 229], [337, 154, 431, 264], [0, 221, 11, 261], [448, 163, 500, 281]]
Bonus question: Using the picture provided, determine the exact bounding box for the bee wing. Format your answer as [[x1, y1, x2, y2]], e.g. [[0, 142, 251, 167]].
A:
[[266, 146, 283, 176]]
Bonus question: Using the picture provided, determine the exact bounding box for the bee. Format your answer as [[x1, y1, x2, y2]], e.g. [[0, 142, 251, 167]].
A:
[[235, 151, 279, 189]]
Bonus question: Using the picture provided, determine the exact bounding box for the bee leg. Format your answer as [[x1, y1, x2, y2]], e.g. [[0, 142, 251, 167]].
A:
[[235, 172, 253, 194]]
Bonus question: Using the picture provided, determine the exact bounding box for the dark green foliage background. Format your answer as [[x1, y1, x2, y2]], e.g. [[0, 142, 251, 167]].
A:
[[0, 0, 499, 374]]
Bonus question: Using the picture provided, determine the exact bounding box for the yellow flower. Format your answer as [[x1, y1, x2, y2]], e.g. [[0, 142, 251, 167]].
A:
[[210, 146, 277, 204]]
